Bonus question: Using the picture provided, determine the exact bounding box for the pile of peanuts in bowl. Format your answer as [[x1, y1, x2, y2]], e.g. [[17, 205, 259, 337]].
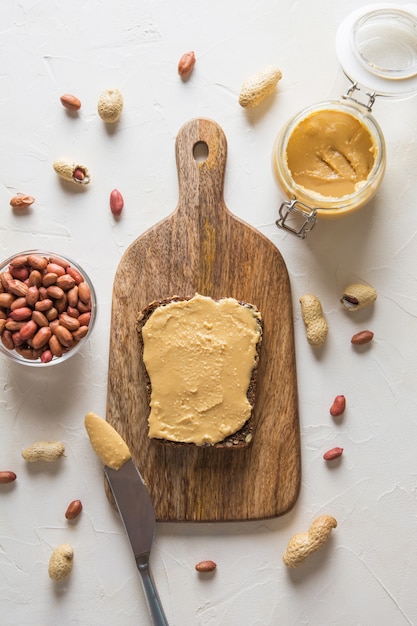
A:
[[0, 250, 96, 366]]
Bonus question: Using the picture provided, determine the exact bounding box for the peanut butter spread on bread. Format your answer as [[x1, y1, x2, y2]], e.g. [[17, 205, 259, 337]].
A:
[[141, 293, 262, 446]]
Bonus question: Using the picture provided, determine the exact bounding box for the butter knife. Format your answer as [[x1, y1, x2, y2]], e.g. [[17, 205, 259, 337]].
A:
[[84, 412, 168, 626], [104, 460, 168, 626]]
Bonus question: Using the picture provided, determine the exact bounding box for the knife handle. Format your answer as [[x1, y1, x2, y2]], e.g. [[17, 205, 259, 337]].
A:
[[137, 558, 169, 626]]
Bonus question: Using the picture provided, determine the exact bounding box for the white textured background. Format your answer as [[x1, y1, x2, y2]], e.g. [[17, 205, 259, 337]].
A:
[[1, 1, 417, 625]]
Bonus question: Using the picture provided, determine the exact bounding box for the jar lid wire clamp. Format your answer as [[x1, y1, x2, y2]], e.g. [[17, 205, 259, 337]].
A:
[[276, 200, 318, 239]]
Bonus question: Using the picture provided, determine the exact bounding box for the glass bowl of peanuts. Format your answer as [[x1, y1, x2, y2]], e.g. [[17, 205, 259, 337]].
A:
[[0, 250, 97, 366]]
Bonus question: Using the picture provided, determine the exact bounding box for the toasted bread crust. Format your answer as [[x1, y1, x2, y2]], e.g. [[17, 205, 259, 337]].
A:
[[136, 295, 263, 448]]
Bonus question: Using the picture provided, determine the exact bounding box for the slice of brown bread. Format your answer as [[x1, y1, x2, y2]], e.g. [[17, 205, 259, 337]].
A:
[[136, 294, 263, 448]]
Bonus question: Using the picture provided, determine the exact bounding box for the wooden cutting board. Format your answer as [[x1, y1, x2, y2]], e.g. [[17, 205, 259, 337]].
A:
[[105, 118, 300, 522]]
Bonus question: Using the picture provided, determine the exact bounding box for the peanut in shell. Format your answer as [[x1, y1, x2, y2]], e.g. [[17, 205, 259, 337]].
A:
[[239, 65, 282, 108], [300, 294, 328, 347], [340, 283, 377, 312], [48, 543, 74, 581], [22, 441, 65, 463], [97, 88, 123, 123], [283, 514, 337, 568], [53, 160, 90, 185]]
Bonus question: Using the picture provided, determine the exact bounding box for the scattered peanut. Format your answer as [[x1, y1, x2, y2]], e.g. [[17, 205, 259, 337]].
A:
[[85, 412, 131, 470], [48, 543, 74, 581], [239, 65, 282, 108], [60, 94, 81, 111], [195, 560, 217, 572], [10, 195, 35, 209], [65, 499, 83, 520], [330, 395, 346, 417], [53, 160, 91, 185], [323, 447, 343, 461], [0, 471, 17, 484], [0, 254, 94, 362], [22, 441, 65, 463], [283, 515, 337, 568], [351, 330, 374, 345], [340, 283, 377, 312], [300, 294, 328, 347], [110, 189, 124, 216], [178, 51, 196, 78], [97, 88, 123, 123]]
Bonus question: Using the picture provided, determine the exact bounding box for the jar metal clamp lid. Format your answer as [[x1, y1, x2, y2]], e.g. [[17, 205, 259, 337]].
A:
[[275, 3, 417, 238]]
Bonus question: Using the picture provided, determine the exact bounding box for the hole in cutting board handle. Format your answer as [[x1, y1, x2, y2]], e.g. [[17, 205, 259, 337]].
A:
[[193, 140, 209, 162]]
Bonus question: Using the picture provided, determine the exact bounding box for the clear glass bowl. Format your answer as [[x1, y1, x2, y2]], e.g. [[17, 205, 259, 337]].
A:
[[272, 99, 386, 219], [0, 250, 97, 366]]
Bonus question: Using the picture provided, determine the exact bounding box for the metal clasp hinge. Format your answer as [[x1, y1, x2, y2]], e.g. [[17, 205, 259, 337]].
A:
[[276, 199, 318, 239], [342, 81, 376, 112]]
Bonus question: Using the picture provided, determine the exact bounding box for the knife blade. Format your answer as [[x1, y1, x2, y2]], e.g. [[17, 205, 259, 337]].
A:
[[105, 459, 169, 626]]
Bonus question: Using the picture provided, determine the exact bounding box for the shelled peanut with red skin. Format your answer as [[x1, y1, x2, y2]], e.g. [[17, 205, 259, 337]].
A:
[[110, 189, 124, 216], [330, 395, 346, 417], [351, 330, 374, 345], [0, 471, 17, 484], [10, 195, 35, 208], [65, 500, 83, 520], [195, 560, 217, 572], [178, 51, 196, 78], [60, 94, 81, 110], [323, 447, 343, 461]]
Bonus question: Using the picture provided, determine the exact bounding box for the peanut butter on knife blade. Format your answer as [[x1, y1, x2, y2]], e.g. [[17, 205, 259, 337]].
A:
[[84, 412, 131, 470]]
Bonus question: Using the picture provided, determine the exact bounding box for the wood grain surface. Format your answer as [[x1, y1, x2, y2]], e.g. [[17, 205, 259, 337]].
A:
[[106, 118, 301, 521]]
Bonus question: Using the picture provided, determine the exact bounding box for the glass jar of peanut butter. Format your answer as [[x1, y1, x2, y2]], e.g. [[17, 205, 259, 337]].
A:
[[274, 4, 417, 238]]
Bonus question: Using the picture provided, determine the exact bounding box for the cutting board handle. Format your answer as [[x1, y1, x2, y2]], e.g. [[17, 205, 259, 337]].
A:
[[175, 118, 228, 219]]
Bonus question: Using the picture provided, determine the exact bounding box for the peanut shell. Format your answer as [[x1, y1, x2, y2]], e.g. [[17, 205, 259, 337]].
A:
[[48, 543, 74, 581], [97, 88, 123, 123], [283, 515, 337, 568], [300, 294, 328, 347], [340, 283, 377, 312], [239, 65, 282, 108], [53, 160, 90, 185], [22, 441, 65, 462]]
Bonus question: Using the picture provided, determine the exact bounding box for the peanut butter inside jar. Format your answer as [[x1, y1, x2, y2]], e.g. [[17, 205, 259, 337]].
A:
[[285, 109, 376, 198], [272, 101, 386, 220]]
